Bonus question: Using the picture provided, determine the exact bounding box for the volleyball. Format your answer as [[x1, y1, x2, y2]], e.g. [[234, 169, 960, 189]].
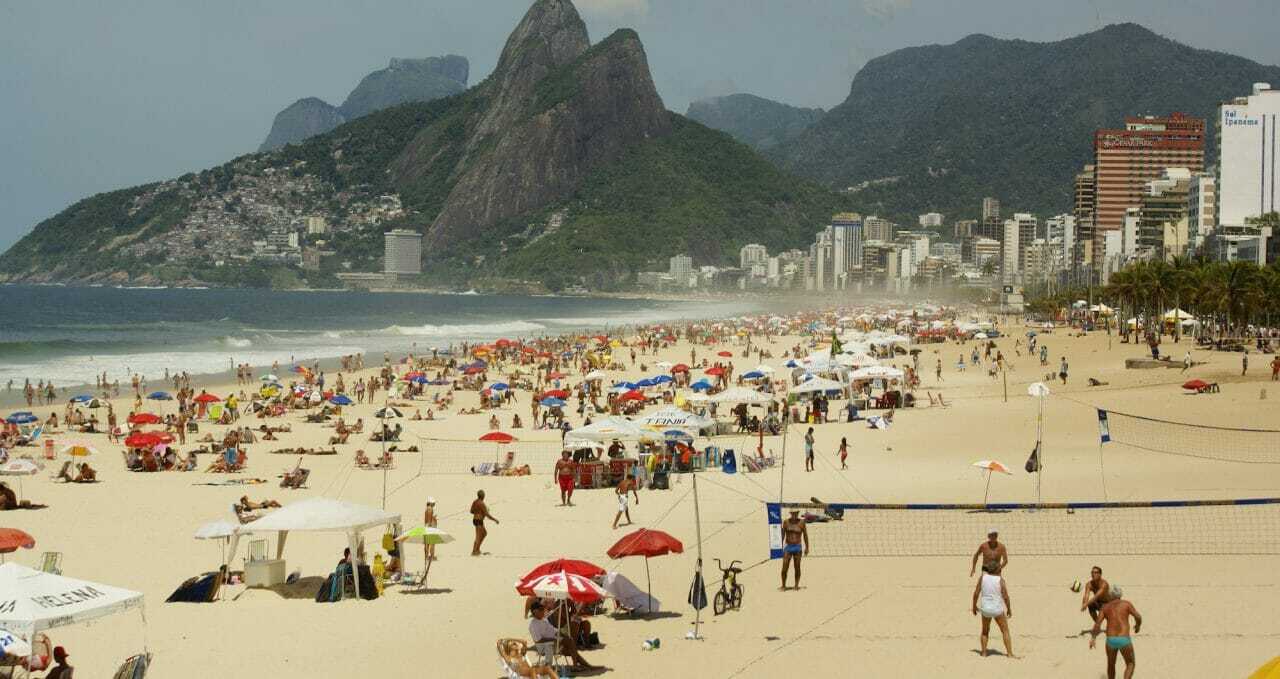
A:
[[1070, 580, 1082, 593]]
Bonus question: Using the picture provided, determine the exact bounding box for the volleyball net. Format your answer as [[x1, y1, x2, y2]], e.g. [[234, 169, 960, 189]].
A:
[[1097, 408, 1280, 464], [765, 498, 1280, 558]]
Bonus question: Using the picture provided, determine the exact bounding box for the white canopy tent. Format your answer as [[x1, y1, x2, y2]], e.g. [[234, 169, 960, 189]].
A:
[[638, 407, 713, 431], [711, 387, 771, 404], [566, 417, 647, 442], [790, 377, 845, 394], [0, 563, 144, 636], [849, 366, 905, 381], [230, 497, 401, 600]]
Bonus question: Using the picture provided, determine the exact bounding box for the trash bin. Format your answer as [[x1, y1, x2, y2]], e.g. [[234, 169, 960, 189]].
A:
[[721, 449, 737, 474]]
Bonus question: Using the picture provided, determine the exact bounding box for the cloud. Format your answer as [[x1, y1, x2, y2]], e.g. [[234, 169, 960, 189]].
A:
[[861, 0, 911, 21], [576, 0, 650, 20]]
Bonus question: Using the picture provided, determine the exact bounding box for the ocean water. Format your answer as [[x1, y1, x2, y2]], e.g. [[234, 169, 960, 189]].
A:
[[0, 285, 756, 387]]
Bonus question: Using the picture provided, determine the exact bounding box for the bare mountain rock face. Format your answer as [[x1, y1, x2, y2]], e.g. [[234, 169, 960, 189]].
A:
[[259, 97, 347, 152], [389, 0, 671, 249]]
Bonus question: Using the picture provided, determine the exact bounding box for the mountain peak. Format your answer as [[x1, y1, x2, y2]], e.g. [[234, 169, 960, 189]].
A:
[[494, 0, 590, 79]]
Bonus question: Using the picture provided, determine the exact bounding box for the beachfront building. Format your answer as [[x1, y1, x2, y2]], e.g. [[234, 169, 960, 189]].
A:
[[962, 237, 1001, 269], [739, 243, 768, 269], [1135, 168, 1193, 261], [1217, 83, 1280, 228], [384, 229, 423, 275], [1188, 173, 1217, 251], [1092, 112, 1205, 260], [1072, 164, 1097, 277]]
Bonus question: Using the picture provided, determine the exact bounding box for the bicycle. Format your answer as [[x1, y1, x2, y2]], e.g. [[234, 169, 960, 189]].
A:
[[713, 558, 743, 615]]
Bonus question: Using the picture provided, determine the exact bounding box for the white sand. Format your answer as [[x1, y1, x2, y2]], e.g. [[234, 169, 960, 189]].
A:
[[8, 320, 1280, 677]]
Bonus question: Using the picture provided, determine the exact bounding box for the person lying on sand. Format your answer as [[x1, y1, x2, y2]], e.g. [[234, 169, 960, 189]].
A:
[[238, 495, 281, 511], [355, 450, 371, 467]]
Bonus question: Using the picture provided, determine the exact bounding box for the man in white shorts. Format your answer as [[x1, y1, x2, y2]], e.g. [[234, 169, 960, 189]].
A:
[[612, 475, 634, 529]]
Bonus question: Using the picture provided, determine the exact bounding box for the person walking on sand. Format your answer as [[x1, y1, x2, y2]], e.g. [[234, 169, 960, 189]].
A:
[[1182, 351, 1193, 373], [972, 562, 1016, 658], [611, 475, 634, 529], [838, 437, 849, 470], [1059, 356, 1069, 385], [936, 357, 943, 382], [555, 451, 577, 506], [804, 427, 815, 472], [970, 529, 1008, 576], [1089, 598, 1142, 679], [470, 490, 498, 556], [1242, 350, 1249, 376], [1271, 355, 1280, 381], [424, 498, 438, 562], [780, 509, 809, 590]]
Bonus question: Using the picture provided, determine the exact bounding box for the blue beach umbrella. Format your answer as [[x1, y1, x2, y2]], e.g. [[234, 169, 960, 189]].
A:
[[741, 371, 765, 380], [784, 359, 800, 368], [329, 394, 353, 406], [540, 397, 567, 408], [690, 380, 712, 392], [653, 375, 674, 384], [70, 394, 92, 403], [635, 378, 657, 388], [409, 375, 429, 384], [663, 429, 693, 442], [489, 382, 510, 392], [147, 391, 173, 401], [6, 413, 37, 424]]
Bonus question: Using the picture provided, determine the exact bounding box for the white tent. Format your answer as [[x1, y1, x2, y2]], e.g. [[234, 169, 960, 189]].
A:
[[231, 497, 400, 599], [712, 387, 771, 404], [790, 377, 845, 394], [0, 562, 144, 636], [849, 366, 905, 381], [638, 407, 713, 431], [566, 417, 647, 442]]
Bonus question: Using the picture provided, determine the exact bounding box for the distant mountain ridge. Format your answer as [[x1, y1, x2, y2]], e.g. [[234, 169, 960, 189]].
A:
[[771, 23, 1280, 222], [686, 93, 823, 151], [0, 0, 848, 290], [259, 55, 469, 152]]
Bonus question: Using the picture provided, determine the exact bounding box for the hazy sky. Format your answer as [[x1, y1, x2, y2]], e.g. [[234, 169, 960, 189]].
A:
[[3, 0, 1278, 249]]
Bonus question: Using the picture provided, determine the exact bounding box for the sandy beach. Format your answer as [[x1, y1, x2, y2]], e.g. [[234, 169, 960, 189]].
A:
[[5, 310, 1279, 678]]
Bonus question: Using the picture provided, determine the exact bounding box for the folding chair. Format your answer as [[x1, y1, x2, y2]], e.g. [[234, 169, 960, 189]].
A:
[[40, 551, 62, 575]]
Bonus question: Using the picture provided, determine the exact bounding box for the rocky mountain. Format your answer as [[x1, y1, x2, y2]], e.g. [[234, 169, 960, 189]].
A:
[[1, 0, 848, 290], [686, 93, 823, 151], [773, 23, 1280, 223], [258, 55, 469, 151]]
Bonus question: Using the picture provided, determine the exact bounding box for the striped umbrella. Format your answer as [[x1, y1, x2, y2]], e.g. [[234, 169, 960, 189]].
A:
[[972, 460, 1012, 504]]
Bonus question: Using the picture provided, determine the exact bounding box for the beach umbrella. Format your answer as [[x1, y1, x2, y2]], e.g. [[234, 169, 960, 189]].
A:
[[546, 372, 566, 380], [620, 390, 645, 402], [784, 359, 800, 368], [146, 391, 172, 401], [671, 364, 690, 373], [635, 378, 658, 388], [194, 519, 238, 577], [0, 528, 35, 563], [375, 406, 403, 419], [607, 528, 684, 613], [0, 630, 30, 658], [972, 460, 1012, 504], [489, 382, 510, 392], [1182, 379, 1209, 391], [123, 433, 162, 449], [127, 413, 162, 426], [653, 375, 673, 384], [704, 367, 725, 377], [526, 571, 608, 604], [663, 429, 693, 443], [479, 432, 516, 444], [516, 558, 606, 596], [584, 370, 607, 381], [329, 394, 353, 406], [4, 413, 36, 425], [752, 364, 775, 374], [741, 370, 765, 380], [717, 351, 733, 358], [0, 459, 41, 504], [85, 398, 105, 409], [690, 380, 712, 392], [463, 366, 484, 375], [541, 389, 569, 400], [193, 393, 221, 403], [540, 397, 566, 408], [396, 526, 455, 589], [70, 394, 92, 404], [260, 374, 279, 383]]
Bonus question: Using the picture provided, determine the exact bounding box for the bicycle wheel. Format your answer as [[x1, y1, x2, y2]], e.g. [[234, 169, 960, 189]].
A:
[[731, 583, 744, 609], [713, 590, 729, 615]]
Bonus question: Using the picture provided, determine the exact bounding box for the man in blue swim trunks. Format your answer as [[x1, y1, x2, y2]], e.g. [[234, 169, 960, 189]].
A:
[[779, 509, 809, 590], [1089, 597, 1142, 678]]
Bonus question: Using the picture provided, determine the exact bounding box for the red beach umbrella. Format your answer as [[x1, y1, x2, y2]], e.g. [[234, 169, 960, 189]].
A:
[[546, 371, 566, 380], [606, 529, 683, 612], [717, 351, 733, 358], [516, 558, 606, 596], [479, 431, 516, 443], [193, 393, 221, 403], [127, 413, 162, 425], [620, 390, 645, 402], [0, 528, 34, 560], [124, 432, 162, 448], [541, 389, 569, 400], [671, 364, 690, 373], [1182, 379, 1208, 391], [524, 571, 608, 604], [704, 366, 725, 376]]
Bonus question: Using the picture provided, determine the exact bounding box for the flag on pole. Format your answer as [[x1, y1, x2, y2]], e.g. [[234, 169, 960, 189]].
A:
[[1097, 409, 1111, 443]]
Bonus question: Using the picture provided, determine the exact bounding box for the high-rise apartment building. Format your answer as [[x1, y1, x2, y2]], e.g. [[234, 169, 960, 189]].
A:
[[1093, 112, 1205, 239], [864, 216, 895, 242], [980, 197, 1002, 240], [1188, 174, 1217, 251], [1217, 83, 1280, 227], [1073, 164, 1097, 270], [1136, 168, 1192, 261], [830, 213, 865, 282], [739, 243, 768, 269], [383, 229, 423, 275]]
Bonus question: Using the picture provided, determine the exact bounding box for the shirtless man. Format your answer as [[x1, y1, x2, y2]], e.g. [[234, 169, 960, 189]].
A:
[[611, 476, 633, 529], [470, 490, 498, 556], [423, 497, 438, 561], [1089, 598, 1142, 679], [554, 451, 577, 506], [970, 529, 1008, 576], [779, 509, 809, 590], [1081, 565, 1118, 624]]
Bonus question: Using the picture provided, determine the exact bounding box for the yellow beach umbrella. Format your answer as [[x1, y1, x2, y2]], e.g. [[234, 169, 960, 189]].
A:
[[1251, 657, 1280, 679]]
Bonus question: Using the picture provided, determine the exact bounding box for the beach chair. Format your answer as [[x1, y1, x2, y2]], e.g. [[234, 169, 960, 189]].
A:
[[472, 462, 496, 475], [111, 652, 152, 679], [497, 639, 557, 679], [40, 551, 62, 575]]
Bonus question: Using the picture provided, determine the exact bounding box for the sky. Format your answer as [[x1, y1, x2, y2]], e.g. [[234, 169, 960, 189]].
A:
[[3, 0, 1278, 250]]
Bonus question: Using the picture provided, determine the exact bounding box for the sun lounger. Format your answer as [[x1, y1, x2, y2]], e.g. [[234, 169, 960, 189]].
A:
[[497, 639, 557, 679], [40, 551, 62, 574], [280, 467, 310, 489], [112, 652, 151, 679], [472, 462, 496, 475]]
